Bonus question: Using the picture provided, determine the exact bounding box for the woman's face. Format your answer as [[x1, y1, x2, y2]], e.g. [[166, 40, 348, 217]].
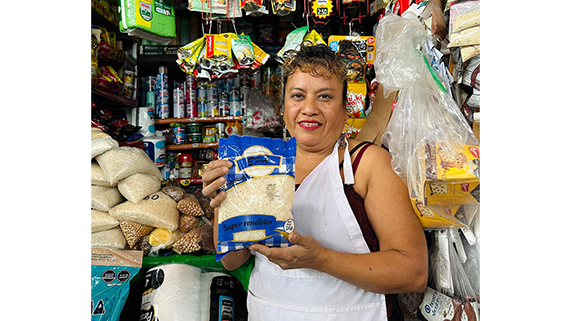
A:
[[283, 68, 348, 153]]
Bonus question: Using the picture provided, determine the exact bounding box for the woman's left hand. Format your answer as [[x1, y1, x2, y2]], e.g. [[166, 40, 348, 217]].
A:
[[249, 232, 326, 270]]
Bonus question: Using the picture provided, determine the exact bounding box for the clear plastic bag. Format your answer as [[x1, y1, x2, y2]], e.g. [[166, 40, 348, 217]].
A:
[[375, 13, 480, 227]]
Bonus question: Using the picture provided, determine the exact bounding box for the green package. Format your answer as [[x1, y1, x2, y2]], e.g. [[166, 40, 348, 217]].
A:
[[119, 0, 176, 44]]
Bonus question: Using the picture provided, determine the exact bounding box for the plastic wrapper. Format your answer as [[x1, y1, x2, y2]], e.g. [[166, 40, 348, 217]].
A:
[[216, 135, 297, 260], [276, 26, 309, 63], [92, 248, 142, 320], [375, 13, 480, 228], [245, 88, 281, 132]]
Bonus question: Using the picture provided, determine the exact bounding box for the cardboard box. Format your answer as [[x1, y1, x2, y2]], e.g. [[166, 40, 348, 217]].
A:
[[358, 88, 398, 146]]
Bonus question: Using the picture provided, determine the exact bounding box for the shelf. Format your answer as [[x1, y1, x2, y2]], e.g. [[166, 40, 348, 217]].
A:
[[156, 116, 243, 125], [166, 142, 218, 151], [92, 89, 138, 108]]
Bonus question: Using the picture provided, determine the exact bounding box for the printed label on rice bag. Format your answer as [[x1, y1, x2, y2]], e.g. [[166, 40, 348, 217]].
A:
[[220, 214, 295, 242]]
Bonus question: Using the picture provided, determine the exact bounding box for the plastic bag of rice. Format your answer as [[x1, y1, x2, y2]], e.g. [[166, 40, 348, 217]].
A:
[[216, 135, 296, 261], [117, 173, 161, 203], [95, 146, 161, 185], [91, 163, 116, 187], [91, 209, 120, 233], [92, 186, 125, 211], [91, 128, 119, 159], [108, 191, 179, 231]]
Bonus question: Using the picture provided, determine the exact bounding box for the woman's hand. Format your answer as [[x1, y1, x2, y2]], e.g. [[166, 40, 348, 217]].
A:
[[201, 159, 233, 208], [249, 232, 328, 270]]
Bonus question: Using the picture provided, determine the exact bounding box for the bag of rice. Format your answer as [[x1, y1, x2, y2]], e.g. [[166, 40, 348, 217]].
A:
[[91, 128, 119, 159], [109, 191, 179, 231], [216, 135, 296, 260], [95, 146, 161, 185], [118, 173, 161, 203], [91, 226, 127, 249], [91, 209, 120, 233], [91, 163, 116, 187], [92, 186, 125, 211]]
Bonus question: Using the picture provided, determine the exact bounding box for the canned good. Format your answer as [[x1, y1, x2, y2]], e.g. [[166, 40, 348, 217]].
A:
[[202, 135, 216, 143], [186, 74, 198, 117], [187, 123, 202, 133], [172, 124, 186, 144], [216, 122, 226, 139], [219, 98, 230, 116], [207, 101, 219, 117], [197, 101, 207, 117], [173, 87, 185, 118], [123, 70, 135, 85], [158, 65, 168, 74], [188, 132, 202, 143], [197, 86, 207, 103], [204, 125, 216, 136]]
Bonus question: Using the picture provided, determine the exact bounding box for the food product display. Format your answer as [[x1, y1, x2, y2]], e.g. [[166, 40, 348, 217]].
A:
[[91, 2, 482, 320]]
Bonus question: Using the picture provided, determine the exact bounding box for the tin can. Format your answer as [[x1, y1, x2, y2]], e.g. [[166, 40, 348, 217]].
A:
[[172, 124, 186, 144], [207, 101, 219, 117], [197, 101, 207, 117], [230, 100, 240, 116], [188, 132, 202, 143], [219, 97, 230, 117], [206, 83, 218, 104], [158, 65, 168, 74], [187, 123, 202, 133], [156, 73, 168, 90], [197, 86, 207, 103], [215, 122, 226, 139], [186, 74, 198, 118], [173, 87, 185, 118]]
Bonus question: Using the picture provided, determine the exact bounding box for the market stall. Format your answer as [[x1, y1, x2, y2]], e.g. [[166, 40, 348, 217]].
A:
[[91, 0, 480, 320]]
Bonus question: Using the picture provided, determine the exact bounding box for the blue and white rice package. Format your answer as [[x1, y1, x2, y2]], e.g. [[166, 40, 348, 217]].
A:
[[91, 247, 142, 321], [216, 135, 296, 260]]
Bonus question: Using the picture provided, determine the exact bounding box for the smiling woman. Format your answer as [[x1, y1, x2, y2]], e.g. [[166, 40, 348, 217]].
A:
[[202, 43, 428, 321]]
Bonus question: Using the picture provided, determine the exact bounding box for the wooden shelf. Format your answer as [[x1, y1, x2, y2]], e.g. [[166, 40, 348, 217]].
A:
[[92, 89, 137, 107], [166, 142, 218, 151], [156, 116, 243, 125]]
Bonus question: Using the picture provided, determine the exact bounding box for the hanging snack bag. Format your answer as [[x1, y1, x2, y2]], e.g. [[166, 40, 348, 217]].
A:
[[276, 26, 309, 63], [231, 34, 256, 68], [177, 36, 206, 74], [91, 247, 142, 321], [301, 29, 326, 46], [216, 135, 297, 260]]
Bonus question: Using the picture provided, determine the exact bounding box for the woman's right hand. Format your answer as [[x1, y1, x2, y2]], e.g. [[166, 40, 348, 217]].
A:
[[201, 159, 233, 208]]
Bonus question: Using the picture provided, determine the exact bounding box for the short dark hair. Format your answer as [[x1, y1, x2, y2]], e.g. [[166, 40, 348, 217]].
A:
[[282, 44, 348, 104]]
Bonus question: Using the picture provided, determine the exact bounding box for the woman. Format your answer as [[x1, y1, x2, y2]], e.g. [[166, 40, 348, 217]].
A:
[[202, 44, 428, 320]]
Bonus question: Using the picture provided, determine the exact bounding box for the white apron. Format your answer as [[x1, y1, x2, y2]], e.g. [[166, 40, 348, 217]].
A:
[[248, 138, 387, 321]]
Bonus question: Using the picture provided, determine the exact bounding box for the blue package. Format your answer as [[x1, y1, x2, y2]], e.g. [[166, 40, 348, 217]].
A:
[[216, 135, 296, 261], [91, 248, 142, 321]]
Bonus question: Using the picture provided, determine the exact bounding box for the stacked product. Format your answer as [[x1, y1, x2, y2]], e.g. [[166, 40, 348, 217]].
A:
[[91, 127, 215, 256]]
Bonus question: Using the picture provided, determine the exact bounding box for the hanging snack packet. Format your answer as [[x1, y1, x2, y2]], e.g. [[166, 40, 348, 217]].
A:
[[301, 29, 326, 46], [271, 0, 296, 16], [276, 26, 309, 63], [231, 34, 256, 67], [91, 247, 142, 321], [216, 135, 297, 260], [177, 36, 206, 74]]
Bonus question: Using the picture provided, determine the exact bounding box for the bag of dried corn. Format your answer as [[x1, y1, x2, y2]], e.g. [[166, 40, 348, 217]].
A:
[[216, 135, 296, 261]]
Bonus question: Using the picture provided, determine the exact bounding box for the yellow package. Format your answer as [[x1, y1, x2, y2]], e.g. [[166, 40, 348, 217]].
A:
[[205, 33, 236, 62], [424, 178, 479, 206], [411, 198, 466, 228], [432, 143, 480, 180], [302, 29, 325, 46]]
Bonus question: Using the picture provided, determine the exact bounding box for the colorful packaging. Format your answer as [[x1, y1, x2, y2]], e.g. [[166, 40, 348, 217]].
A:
[[217, 136, 297, 260], [91, 248, 142, 321], [118, 0, 177, 44]]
